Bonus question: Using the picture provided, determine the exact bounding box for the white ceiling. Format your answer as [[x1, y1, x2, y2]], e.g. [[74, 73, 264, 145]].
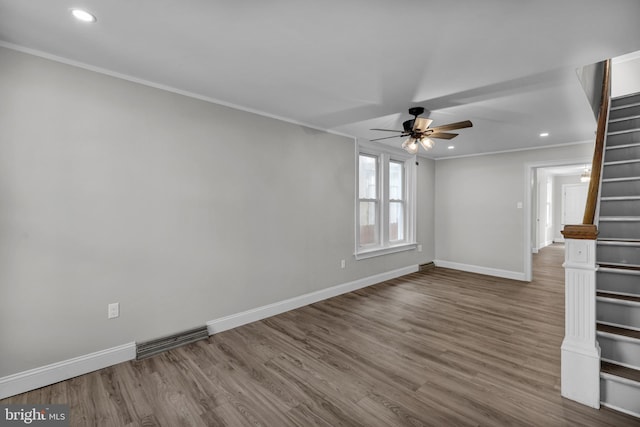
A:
[[1, 0, 640, 158]]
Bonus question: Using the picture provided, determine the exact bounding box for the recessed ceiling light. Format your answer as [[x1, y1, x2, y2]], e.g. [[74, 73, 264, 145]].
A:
[[71, 9, 97, 23], [447, 145, 455, 150], [539, 132, 549, 137]]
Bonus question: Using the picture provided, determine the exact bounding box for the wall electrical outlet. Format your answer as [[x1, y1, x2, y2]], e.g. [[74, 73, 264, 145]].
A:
[[418, 244, 423, 252], [108, 302, 120, 319], [340, 259, 346, 269]]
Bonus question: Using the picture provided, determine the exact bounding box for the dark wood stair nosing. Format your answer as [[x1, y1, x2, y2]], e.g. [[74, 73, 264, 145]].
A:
[[597, 323, 640, 340], [601, 361, 640, 384], [597, 291, 640, 303], [597, 263, 640, 272]]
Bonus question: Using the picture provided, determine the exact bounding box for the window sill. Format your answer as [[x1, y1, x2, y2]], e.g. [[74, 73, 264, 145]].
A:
[[354, 243, 418, 260]]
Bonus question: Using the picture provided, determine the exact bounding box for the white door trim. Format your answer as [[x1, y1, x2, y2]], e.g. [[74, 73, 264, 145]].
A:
[[523, 158, 591, 281]]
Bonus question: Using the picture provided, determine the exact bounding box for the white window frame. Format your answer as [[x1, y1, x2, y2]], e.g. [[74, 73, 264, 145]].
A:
[[355, 140, 417, 260], [388, 159, 405, 243]]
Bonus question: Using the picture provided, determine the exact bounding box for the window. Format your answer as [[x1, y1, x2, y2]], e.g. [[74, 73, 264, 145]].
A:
[[356, 142, 416, 259], [389, 160, 404, 242], [358, 154, 379, 246]]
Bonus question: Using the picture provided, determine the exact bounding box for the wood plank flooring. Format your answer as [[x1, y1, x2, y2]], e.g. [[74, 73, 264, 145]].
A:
[[3, 244, 639, 426]]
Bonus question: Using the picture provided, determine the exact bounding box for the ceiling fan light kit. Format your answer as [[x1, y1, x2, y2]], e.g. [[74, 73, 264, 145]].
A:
[[420, 137, 435, 150], [371, 107, 472, 153]]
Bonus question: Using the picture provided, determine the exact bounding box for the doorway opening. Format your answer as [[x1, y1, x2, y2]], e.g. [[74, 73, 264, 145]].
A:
[[524, 159, 591, 281]]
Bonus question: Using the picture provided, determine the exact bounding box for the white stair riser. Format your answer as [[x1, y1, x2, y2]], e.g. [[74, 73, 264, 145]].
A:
[[597, 245, 640, 266], [601, 180, 640, 198], [597, 299, 640, 329], [599, 334, 640, 370], [598, 271, 640, 295], [600, 375, 640, 418], [610, 104, 640, 121], [598, 221, 640, 240], [603, 162, 640, 180]]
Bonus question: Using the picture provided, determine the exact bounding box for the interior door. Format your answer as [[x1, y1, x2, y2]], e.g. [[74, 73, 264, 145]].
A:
[[562, 183, 589, 225]]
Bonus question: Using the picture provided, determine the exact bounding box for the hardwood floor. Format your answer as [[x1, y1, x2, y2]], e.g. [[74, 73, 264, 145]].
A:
[[3, 244, 639, 426]]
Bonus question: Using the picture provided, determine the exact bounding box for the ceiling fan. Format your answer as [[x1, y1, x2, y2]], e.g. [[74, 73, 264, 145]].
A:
[[370, 107, 472, 153]]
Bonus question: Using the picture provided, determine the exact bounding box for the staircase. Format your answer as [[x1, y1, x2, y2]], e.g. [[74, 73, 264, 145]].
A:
[[597, 91, 640, 418]]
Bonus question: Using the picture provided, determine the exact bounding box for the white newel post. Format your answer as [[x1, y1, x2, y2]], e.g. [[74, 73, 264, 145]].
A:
[[561, 237, 600, 408]]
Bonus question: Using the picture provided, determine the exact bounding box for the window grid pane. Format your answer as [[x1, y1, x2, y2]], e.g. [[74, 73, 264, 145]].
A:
[[389, 161, 403, 201], [389, 202, 404, 241], [359, 155, 377, 200], [359, 201, 379, 245]]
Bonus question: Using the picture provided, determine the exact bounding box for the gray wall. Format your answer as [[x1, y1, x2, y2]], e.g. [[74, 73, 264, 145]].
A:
[[434, 144, 594, 275], [576, 61, 605, 120], [0, 47, 435, 377], [612, 55, 640, 98]]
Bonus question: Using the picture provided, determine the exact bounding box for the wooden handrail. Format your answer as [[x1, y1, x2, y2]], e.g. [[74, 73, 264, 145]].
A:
[[561, 59, 610, 241], [583, 59, 611, 225]]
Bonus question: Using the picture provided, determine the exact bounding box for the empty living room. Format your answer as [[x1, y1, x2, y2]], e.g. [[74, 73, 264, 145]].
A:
[[2, 1, 640, 425]]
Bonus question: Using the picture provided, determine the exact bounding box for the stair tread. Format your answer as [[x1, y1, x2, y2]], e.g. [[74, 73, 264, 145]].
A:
[[610, 102, 640, 112], [601, 361, 640, 383], [602, 176, 640, 182], [599, 264, 640, 276], [609, 114, 640, 123], [600, 196, 640, 201], [605, 142, 640, 150], [604, 158, 640, 165], [597, 262, 640, 269], [599, 216, 640, 221], [597, 291, 640, 303], [608, 128, 640, 136], [599, 262, 640, 268], [598, 323, 640, 340]]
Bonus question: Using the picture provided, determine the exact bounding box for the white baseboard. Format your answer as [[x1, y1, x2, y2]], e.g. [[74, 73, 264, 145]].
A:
[[0, 342, 136, 400], [433, 260, 527, 282], [0, 264, 420, 400], [207, 264, 419, 334]]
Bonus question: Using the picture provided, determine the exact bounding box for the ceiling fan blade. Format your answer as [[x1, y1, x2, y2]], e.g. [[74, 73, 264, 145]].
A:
[[370, 134, 408, 142], [429, 120, 473, 133], [429, 132, 458, 140], [413, 118, 433, 132], [370, 128, 404, 133]]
